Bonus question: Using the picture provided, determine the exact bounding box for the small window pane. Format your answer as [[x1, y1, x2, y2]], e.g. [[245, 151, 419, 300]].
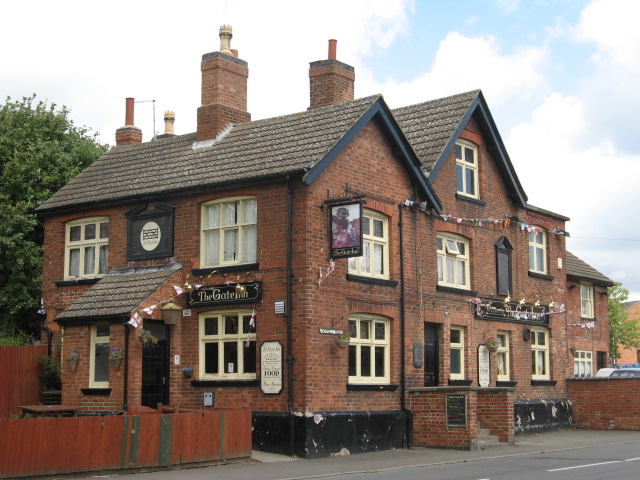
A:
[[84, 246, 95, 275], [373, 219, 383, 238], [451, 350, 461, 374], [99, 222, 109, 239], [349, 320, 357, 337], [455, 144, 462, 159], [361, 242, 371, 272], [244, 199, 257, 224], [224, 202, 238, 226], [361, 346, 371, 377], [465, 169, 475, 195], [84, 223, 96, 240], [69, 249, 80, 277], [437, 256, 443, 281], [96, 324, 110, 336], [374, 346, 385, 377], [223, 229, 239, 261], [374, 322, 385, 340], [70, 225, 81, 242], [450, 329, 461, 344], [98, 245, 108, 274], [205, 204, 220, 229], [374, 244, 383, 274], [348, 345, 357, 376], [361, 217, 370, 236], [204, 317, 218, 336], [224, 342, 238, 373], [537, 332, 546, 346], [457, 259, 466, 285], [360, 320, 371, 340], [436, 237, 443, 251], [464, 147, 474, 164], [224, 315, 238, 335], [204, 342, 219, 374], [94, 343, 109, 382], [243, 341, 256, 373]]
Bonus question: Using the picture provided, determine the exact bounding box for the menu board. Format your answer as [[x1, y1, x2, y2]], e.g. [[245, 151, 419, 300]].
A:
[[446, 394, 467, 426]]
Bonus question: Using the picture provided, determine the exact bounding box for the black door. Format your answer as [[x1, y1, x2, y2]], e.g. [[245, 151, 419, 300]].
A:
[[141, 322, 169, 408], [424, 323, 440, 386]]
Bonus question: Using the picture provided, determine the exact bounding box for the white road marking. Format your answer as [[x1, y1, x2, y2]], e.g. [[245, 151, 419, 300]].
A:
[[548, 461, 622, 472]]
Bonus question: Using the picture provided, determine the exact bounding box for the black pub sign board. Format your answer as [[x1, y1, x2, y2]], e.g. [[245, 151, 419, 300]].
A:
[[187, 281, 263, 307], [126, 202, 175, 260]]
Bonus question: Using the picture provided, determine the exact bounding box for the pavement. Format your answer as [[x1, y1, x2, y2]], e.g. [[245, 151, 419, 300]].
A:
[[245, 429, 640, 478]]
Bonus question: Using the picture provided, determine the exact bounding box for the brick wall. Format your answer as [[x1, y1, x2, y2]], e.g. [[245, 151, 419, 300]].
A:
[[567, 378, 640, 430]]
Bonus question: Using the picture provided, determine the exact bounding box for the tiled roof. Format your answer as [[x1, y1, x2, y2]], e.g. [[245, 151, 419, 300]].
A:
[[566, 251, 614, 286], [56, 264, 181, 322], [392, 90, 480, 173], [36, 96, 382, 213]]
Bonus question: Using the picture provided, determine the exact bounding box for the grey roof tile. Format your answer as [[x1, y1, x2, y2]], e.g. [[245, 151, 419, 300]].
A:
[[566, 251, 614, 286], [56, 264, 181, 320], [37, 96, 382, 213], [392, 90, 480, 172]]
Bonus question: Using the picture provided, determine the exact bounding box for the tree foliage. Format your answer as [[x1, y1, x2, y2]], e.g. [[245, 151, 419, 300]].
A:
[[0, 95, 108, 337], [608, 283, 640, 361]]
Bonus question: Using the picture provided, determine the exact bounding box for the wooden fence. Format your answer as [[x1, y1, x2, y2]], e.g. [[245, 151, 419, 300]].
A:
[[0, 345, 48, 419], [0, 409, 252, 478]]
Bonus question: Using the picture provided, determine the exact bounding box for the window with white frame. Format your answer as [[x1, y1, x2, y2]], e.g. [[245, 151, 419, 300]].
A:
[[450, 326, 465, 380], [528, 229, 547, 274], [348, 210, 389, 279], [455, 140, 479, 198], [497, 331, 510, 381], [573, 350, 593, 377], [531, 327, 550, 380], [348, 314, 390, 384], [90, 323, 110, 387], [201, 197, 257, 268], [437, 233, 470, 289], [580, 283, 594, 318], [65, 217, 109, 280], [199, 310, 256, 380]]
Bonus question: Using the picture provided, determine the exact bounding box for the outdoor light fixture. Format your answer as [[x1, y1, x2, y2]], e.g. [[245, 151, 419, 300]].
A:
[[160, 300, 181, 324], [503, 292, 511, 304], [518, 293, 526, 306], [183, 275, 194, 292], [235, 283, 247, 295]]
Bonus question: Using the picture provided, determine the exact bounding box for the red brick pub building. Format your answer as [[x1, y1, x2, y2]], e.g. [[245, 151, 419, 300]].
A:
[[37, 28, 613, 457]]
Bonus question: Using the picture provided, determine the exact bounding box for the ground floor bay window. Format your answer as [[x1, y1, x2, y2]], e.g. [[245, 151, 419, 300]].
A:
[[199, 310, 256, 380], [348, 314, 390, 384]]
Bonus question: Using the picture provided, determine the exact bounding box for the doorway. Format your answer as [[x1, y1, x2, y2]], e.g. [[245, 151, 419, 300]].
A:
[[424, 323, 440, 386], [141, 321, 170, 408]]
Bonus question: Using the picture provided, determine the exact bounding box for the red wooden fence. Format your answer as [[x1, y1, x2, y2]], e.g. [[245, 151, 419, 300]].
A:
[[0, 409, 252, 478], [0, 345, 48, 419]]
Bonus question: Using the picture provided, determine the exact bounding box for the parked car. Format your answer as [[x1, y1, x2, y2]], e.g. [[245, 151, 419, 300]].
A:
[[595, 367, 640, 377]]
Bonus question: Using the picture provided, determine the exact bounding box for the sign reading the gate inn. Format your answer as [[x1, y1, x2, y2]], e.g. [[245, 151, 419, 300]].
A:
[[187, 281, 263, 307]]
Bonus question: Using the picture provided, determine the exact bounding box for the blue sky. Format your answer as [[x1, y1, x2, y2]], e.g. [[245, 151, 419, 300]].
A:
[[2, 0, 639, 301]]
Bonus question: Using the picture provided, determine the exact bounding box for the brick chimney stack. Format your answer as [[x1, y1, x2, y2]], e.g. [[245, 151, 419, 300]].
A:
[[309, 39, 355, 109], [115, 97, 143, 145], [197, 25, 251, 142]]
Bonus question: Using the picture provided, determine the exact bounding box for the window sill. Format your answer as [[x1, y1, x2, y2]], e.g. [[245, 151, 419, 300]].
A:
[[192, 264, 260, 277], [496, 380, 518, 387], [190, 379, 259, 387], [436, 285, 477, 297], [448, 379, 473, 386], [528, 271, 554, 281], [81, 388, 112, 396], [346, 384, 399, 392], [455, 194, 486, 206], [56, 278, 101, 287], [531, 379, 557, 387], [346, 275, 398, 287]]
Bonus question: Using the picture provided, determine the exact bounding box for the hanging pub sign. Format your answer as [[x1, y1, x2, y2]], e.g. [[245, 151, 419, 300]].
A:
[[126, 202, 175, 260], [187, 281, 262, 307], [329, 201, 363, 259]]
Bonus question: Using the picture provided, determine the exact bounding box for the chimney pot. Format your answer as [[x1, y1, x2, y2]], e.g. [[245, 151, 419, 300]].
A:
[[219, 25, 233, 55], [125, 97, 135, 126], [116, 97, 143, 145], [328, 39, 337, 60], [163, 111, 175, 135]]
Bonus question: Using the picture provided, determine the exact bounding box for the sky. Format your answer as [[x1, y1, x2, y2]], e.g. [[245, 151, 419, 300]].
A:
[[2, 0, 639, 301]]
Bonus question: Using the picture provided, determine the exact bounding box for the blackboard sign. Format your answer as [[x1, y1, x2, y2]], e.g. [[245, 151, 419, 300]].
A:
[[446, 394, 467, 426]]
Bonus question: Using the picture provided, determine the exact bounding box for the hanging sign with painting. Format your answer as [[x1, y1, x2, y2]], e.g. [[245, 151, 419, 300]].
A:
[[329, 201, 363, 259]]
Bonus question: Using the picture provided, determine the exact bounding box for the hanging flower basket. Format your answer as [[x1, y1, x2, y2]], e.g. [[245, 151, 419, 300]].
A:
[[139, 330, 158, 346], [485, 336, 498, 352], [66, 351, 79, 373], [182, 366, 194, 378], [486, 345, 498, 353], [109, 357, 122, 371], [335, 334, 351, 349]]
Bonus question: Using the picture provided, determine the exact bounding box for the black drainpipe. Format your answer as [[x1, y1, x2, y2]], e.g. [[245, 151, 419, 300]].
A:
[[398, 202, 412, 448], [286, 179, 295, 457], [123, 321, 130, 412]]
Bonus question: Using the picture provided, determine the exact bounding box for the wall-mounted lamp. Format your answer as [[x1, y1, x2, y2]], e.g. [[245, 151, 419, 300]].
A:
[[503, 291, 511, 304], [235, 283, 247, 295], [183, 275, 194, 293], [518, 292, 526, 306], [160, 300, 181, 325]]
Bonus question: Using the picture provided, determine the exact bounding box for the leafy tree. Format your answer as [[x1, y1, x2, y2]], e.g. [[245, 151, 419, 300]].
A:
[[608, 283, 640, 361], [0, 95, 108, 337]]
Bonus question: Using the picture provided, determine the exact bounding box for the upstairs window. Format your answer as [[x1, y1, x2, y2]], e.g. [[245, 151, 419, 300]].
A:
[[580, 283, 594, 318], [528, 229, 547, 274], [65, 217, 109, 280], [437, 233, 470, 289], [455, 140, 478, 198], [348, 210, 389, 279], [495, 237, 513, 295], [201, 197, 257, 267]]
